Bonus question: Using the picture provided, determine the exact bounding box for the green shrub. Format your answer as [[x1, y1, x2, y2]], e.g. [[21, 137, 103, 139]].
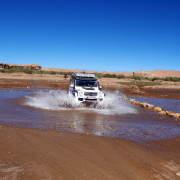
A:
[[171, 77, 180, 82], [35, 70, 42, 74], [50, 71, 56, 75], [57, 71, 68, 75], [64, 74, 68, 79], [144, 77, 150, 80], [0, 69, 5, 73], [103, 74, 118, 78], [117, 81, 162, 86], [94, 73, 103, 78], [117, 75, 125, 79], [151, 77, 164, 81], [165, 77, 172, 81], [130, 76, 143, 80], [43, 71, 50, 74], [23, 68, 33, 74]]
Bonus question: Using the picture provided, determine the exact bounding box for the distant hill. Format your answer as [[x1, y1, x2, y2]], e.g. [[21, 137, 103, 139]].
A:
[[1, 63, 180, 78]]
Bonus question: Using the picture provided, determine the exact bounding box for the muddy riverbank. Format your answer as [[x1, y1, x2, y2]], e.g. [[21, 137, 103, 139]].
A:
[[1, 126, 180, 180]]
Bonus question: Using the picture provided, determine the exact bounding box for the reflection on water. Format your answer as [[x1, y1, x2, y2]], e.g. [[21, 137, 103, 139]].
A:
[[0, 89, 180, 144]]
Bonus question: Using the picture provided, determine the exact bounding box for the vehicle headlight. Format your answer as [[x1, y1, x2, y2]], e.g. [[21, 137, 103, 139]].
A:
[[78, 91, 84, 96], [99, 91, 104, 97]]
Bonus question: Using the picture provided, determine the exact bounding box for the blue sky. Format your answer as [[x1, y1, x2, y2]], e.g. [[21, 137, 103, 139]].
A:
[[0, 0, 179, 72]]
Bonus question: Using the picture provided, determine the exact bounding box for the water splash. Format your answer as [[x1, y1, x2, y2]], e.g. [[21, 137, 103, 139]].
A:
[[24, 90, 137, 115]]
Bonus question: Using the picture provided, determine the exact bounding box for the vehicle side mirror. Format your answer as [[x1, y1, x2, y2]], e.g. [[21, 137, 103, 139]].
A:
[[70, 84, 74, 88], [99, 86, 102, 89]]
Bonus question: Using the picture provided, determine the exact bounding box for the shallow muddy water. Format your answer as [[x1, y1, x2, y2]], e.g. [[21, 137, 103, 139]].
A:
[[0, 89, 180, 144], [133, 97, 180, 113]]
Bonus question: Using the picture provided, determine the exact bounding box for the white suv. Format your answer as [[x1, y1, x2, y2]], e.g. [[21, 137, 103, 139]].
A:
[[68, 73, 105, 102]]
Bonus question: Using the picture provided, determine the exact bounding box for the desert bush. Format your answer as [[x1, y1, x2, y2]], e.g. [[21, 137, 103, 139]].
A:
[[171, 77, 180, 82], [117, 81, 162, 86], [0, 67, 26, 73], [94, 73, 103, 78], [144, 77, 150, 80], [151, 77, 164, 81], [67, 72, 74, 75], [0, 69, 5, 73], [130, 76, 143, 80], [50, 71, 56, 75], [55, 71, 80, 75], [64, 74, 68, 79], [23, 68, 33, 74], [35, 70, 43, 74], [117, 75, 125, 79], [43, 71, 50, 74], [103, 74, 118, 78], [165, 77, 172, 81]]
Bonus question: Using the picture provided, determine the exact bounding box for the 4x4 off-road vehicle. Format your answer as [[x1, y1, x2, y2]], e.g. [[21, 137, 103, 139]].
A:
[[68, 73, 105, 102]]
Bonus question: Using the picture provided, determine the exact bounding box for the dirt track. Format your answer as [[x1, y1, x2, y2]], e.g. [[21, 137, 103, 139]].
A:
[[1, 72, 180, 179]]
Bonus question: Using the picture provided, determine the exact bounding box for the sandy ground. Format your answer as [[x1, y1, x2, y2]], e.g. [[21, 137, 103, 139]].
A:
[[1, 72, 180, 179]]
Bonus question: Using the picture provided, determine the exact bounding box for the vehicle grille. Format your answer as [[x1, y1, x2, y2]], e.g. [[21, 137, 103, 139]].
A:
[[85, 98, 97, 101], [84, 92, 97, 96]]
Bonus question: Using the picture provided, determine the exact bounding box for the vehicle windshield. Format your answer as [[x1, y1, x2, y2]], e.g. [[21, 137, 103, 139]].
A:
[[76, 80, 97, 87]]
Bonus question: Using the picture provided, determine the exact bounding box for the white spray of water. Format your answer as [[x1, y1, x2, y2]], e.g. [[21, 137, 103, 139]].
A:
[[24, 90, 137, 115]]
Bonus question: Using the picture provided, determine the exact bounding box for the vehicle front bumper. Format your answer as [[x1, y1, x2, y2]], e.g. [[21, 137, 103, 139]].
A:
[[78, 97, 104, 102]]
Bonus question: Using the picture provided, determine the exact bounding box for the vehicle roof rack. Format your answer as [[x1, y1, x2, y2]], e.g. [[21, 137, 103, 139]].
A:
[[71, 73, 97, 81], [71, 73, 95, 78]]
